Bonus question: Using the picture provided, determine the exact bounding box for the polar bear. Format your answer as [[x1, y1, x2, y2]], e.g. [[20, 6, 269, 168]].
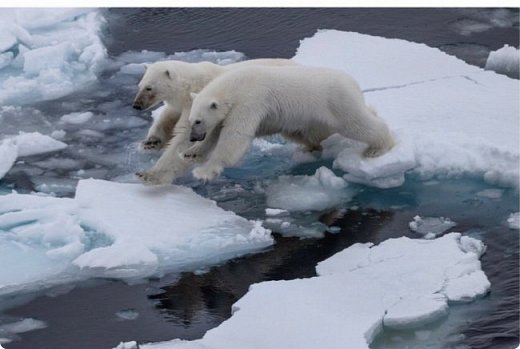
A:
[[133, 59, 296, 150], [182, 65, 395, 182]]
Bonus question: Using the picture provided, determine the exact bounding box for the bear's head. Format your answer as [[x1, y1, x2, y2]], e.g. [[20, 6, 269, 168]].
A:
[[133, 62, 185, 111], [188, 92, 230, 142]]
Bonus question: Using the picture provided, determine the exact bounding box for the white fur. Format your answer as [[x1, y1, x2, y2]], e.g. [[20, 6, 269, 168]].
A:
[[135, 59, 296, 185], [187, 66, 395, 182]]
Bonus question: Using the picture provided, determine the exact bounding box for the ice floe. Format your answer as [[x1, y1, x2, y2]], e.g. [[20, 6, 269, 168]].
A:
[[122, 233, 489, 349], [0, 179, 272, 295], [293, 30, 519, 189], [0, 132, 67, 180], [0, 9, 107, 105], [485, 44, 519, 79]]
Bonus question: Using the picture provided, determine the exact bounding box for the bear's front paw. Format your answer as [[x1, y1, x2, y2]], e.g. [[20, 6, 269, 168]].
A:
[[136, 169, 172, 186], [142, 136, 163, 150], [192, 163, 223, 182], [181, 143, 205, 163]]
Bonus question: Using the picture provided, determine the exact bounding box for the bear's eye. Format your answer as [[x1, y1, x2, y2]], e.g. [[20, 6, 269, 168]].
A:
[[195, 120, 201, 125], [145, 87, 152, 91], [210, 102, 217, 109]]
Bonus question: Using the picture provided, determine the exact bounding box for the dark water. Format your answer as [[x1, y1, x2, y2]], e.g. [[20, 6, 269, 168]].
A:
[[106, 8, 519, 67], [2, 8, 519, 349]]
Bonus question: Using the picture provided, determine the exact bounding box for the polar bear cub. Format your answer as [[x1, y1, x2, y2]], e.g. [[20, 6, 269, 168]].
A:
[[184, 65, 395, 182], [133, 59, 296, 150]]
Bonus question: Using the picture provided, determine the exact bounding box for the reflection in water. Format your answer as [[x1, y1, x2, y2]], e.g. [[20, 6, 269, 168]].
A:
[[148, 209, 394, 329]]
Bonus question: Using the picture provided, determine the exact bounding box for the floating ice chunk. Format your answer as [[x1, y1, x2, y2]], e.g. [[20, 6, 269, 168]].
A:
[[116, 309, 139, 321], [50, 130, 66, 140], [485, 44, 519, 78], [0, 318, 47, 334], [443, 270, 490, 302], [11, 132, 67, 157], [0, 179, 272, 295], [383, 294, 449, 330], [297, 30, 518, 188], [409, 216, 456, 237], [331, 134, 416, 189], [73, 180, 272, 278], [114, 342, 138, 349], [119, 63, 146, 75], [0, 139, 17, 179], [507, 212, 519, 230], [476, 188, 504, 199], [265, 167, 355, 211], [265, 208, 288, 216], [0, 9, 107, 105], [60, 111, 93, 125], [134, 233, 489, 349]]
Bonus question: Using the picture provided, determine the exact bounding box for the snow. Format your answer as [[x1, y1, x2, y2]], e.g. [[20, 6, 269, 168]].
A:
[[0, 179, 272, 295], [128, 233, 489, 349], [265, 166, 356, 211], [485, 44, 519, 79], [294, 30, 519, 189], [409, 216, 457, 238], [0, 9, 106, 105]]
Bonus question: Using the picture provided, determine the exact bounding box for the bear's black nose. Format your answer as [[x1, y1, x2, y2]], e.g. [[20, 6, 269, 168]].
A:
[[133, 103, 142, 110]]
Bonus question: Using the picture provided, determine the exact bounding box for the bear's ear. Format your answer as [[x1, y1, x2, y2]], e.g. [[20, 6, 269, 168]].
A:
[[143, 63, 149, 70], [190, 92, 198, 100]]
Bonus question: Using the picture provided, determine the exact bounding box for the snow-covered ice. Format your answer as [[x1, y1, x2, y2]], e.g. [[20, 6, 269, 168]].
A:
[[409, 216, 457, 238], [0, 179, 272, 295], [124, 233, 489, 349], [0, 9, 107, 105], [293, 30, 519, 189], [485, 44, 519, 78]]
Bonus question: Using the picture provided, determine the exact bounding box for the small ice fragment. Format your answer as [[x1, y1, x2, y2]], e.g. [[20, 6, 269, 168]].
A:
[[0, 318, 47, 334], [50, 130, 66, 140], [60, 112, 93, 125], [507, 212, 519, 230], [116, 309, 139, 321], [113, 341, 138, 349], [328, 226, 341, 233], [265, 208, 289, 216], [409, 215, 456, 237], [476, 188, 504, 199]]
